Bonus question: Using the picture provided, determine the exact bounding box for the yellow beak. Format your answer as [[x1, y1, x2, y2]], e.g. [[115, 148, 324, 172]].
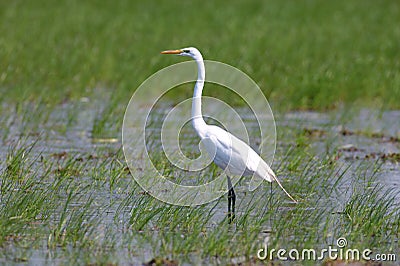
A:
[[161, 49, 182, 54]]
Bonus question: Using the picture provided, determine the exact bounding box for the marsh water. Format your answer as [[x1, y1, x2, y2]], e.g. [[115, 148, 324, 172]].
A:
[[0, 99, 399, 265]]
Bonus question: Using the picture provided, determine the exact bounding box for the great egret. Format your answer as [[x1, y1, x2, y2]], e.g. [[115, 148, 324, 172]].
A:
[[161, 47, 296, 221]]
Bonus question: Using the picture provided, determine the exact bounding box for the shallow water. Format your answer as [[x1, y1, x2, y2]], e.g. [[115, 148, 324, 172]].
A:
[[0, 100, 399, 265]]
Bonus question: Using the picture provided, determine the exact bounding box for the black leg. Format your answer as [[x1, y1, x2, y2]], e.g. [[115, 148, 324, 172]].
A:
[[227, 176, 236, 223], [228, 188, 232, 214], [228, 187, 236, 223]]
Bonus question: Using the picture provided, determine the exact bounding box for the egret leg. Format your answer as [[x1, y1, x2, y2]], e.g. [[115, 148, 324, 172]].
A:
[[227, 176, 236, 223]]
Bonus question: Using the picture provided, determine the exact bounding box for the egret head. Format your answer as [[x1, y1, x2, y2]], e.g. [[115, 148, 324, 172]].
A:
[[161, 47, 202, 61]]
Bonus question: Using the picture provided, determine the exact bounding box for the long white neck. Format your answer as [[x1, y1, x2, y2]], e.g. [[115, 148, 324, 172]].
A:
[[191, 57, 207, 138]]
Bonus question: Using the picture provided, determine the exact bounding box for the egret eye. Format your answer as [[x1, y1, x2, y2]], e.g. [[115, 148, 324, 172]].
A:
[[183, 49, 190, 53]]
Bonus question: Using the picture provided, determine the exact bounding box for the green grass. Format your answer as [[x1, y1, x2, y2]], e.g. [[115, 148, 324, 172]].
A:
[[1, 0, 400, 111], [1, 108, 398, 264], [0, 0, 399, 265]]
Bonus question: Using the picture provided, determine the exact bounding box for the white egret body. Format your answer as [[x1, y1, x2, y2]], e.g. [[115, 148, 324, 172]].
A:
[[161, 47, 296, 220]]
